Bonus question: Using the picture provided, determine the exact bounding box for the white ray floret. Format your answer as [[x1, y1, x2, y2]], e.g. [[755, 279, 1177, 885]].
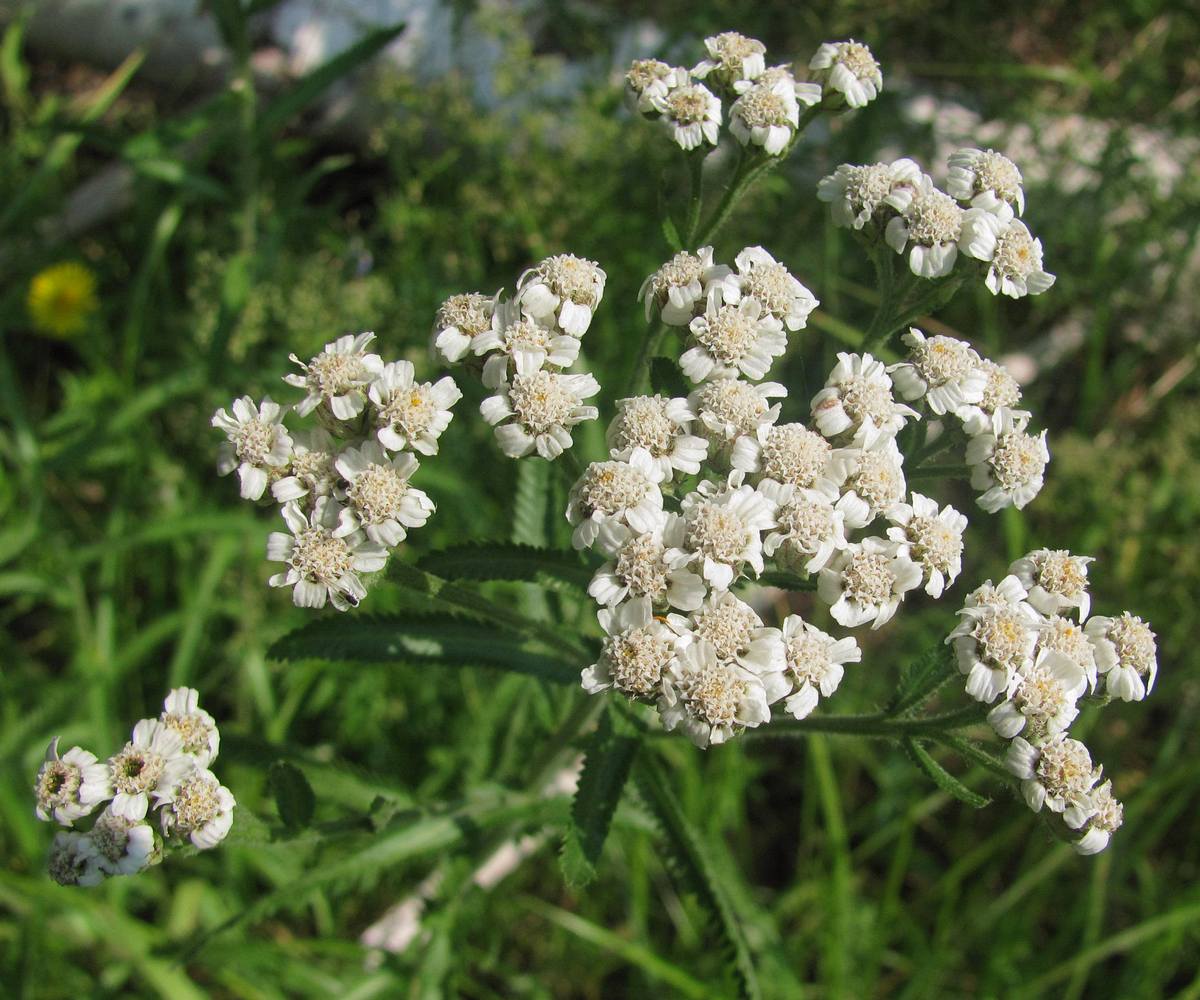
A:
[[986, 648, 1087, 741], [817, 159, 923, 230], [1006, 734, 1102, 820], [268, 497, 388, 611], [566, 450, 664, 550], [668, 477, 777, 590], [34, 738, 111, 825], [733, 65, 823, 107], [334, 442, 434, 548], [433, 291, 496, 364], [689, 378, 786, 458], [888, 328, 987, 416], [691, 31, 767, 92], [1035, 614, 1100, 692], [1086, 612, 1158, 702], [682, 295, 786, 383], [160, 687, 220, 767], [105, 719, 192, 822], [89, 807, 158, 876], [471, 299, 580, 389], [589, 513, 706, 612], [284, 332, 383, 420], [947, 147, 1026, 214], [811, 352, 918, 444], [967, 408, 1049, 512], [723, 246, 818, 332], [1009, 548, 1093, 619], [158, 767, 237, 850], [607, 394, 708, 483], [369, 362, 462, 454], [212, 396, 293, 501], [639, 246, 733, 326], [760, 479, 870, 574], [779, 616, 861, 720], [517, 254, 607, 337], [960, 203, 1056, 298], [271, 428, 337, 505], [885, 175, 964, 278], [658, 639, 771, 748], [808, 39, 882, 108], [650, 77, 722, 151], [668, 592, 788, 700], [947, 575, 1042, 702], [480, 369, 600, 460], [1072, 781, 1124, 855], [886, 492, 967, 598], [818, 537, 922, 629], [582, 598, 678, 700]]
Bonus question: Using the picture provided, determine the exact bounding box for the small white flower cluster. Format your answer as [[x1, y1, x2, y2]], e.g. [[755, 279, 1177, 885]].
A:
[[819, 147, 1055, 296], [213, 332, 461, 611], [948, 552, 1158, 854], [36, 689, 233, 886], [433, 255, 604, 461], [626, 32, 888, 156]]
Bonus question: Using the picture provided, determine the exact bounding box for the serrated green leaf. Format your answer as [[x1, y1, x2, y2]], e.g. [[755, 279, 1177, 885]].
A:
[[903, 738, 991, 808], [649, 357, 689, 399], [560, 706, 640, 888], [418, 542, 592, 589], [268, 761, 316, 830], [512, 458, 551, 546], [888, 645, 957, 717], [267, 613, 579, 684], [636, 755, 761, 1000]]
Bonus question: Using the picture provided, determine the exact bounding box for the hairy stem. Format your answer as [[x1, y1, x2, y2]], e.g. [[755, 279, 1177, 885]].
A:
[[752, 702, 989, 740]]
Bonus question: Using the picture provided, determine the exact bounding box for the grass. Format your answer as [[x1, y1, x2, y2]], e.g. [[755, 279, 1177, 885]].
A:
[[2, 1, 1199, 997]]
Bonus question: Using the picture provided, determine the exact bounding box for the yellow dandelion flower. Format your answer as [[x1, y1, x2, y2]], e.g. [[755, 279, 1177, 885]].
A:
[[27, 262, 99, 337]]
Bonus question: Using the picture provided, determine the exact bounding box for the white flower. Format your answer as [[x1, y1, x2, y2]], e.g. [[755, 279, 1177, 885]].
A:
[[267, 497, 388, 611], [987, 648, 1087, 741], [668, 478, 777, 590], [1036, 614, 1100, 692], [817, 159, 923, 230], [566, 451, 664, 550], [811, 352, 918, 443], [760, 479, 869, 574], [651, 77, 722, 151], [779, 616, 861, 719], [732, 421, 834, 490], [369, 362, 462, 454], [729, 76, 801, 156], [471, 299, 580, 389], [967, 408, 1049, 512], [480, 369, 600, 460], [590, 513, 706, 612], [689, 378, 786, 457], [625, 59, 683, 113], [828, 436, 908, 521], [1009, 548, 1093, 619], [47, 831, 105, 887], [1086, 613, 1158, 702], [682, 296, 787, 382], [658, 640, 771, 748], [691, 31, 766, 92], [433, 292, 496, 364], [89, 806, 158, 876], [334, 442, 434, 548], [888, 328, 988, 416], [885, 492, 966, 598], [271, 428, 337, 505], [808, 39, 882, 108], [668, 592, 787, 700], [733, 64, 823, 107], [947, 575, 1042, 702], [947, 147, 1025, 214], [955, 357, 1027, 430], [160, 688, 220, 767], [818, 537, 922, 629], [212, 396, 293, 501], [517, 254, 606, 337], [607, 394, 708, 483], [35, 737, 111, 825], [638, 247, 733, 326], [158, 768, 236, 849], [106, 719, 192, 822], [724, 246, 818, 332], [1072, 781, 1124, 855], [959, 203, 1056, 298], [1006, 735, 1102, 819], [283, 332, 383, 420], [582, 598, 677, 700], [885, 176, 964, 278]]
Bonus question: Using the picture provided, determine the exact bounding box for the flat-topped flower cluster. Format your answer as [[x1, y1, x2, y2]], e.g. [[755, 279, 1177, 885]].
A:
[[213, 332, 463, 611], [950, 553, 1158, 854], [35, 689, 233, 886]]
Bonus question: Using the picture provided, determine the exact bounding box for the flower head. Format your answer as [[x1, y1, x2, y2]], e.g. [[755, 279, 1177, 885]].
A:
[[779, 616, 861, 719], [885, 176, 964, 278], [729, 76, 801, 156], [433, 292, 496, 363], [105, 720, 192, 822], [158, 768, 236, 849], [725, 246, 818, 332], [818, 537, 922, 629], [626, 59, 683, 113], [517, 254, 607, 336], [668, 591, 787, 690], [212, 396, 294, 501], [472, 299, 580, 389], [480, 369, 600, 460], [658, 640, 771, 748], [1009, 548, 1093, 619], [691, 31, 767, 92], [1006, 734, 1102, 818], [89, 806, 159, 876], [811, 352, 917, 444], [160, 688, 220, 767], [1073, 781, 1124, 855], [960, 203, 1055, 298], [689, 378, 786, 458], [732, 421, 834, 490], [817, 159, 922, 229], [47, 831, 104, 887], [271, 428, 337, 505], [948, 575, 1042, 702], [885, 492, 967, 598], [35, 738, 111, 825], [369, 362, 462, 454], [28, 262, 98, 337], [582, 598, 678, 700], [808, 40, 882, 108], [333, 442, 434, 548], [947, 147, 1025, 214], [668, 478, 777, 590], [1086, 613, 1158, 701], [888, 328, 987, 416], [589, 513, 706, 612], [638, 246, 733, 326], [966, 408, 1049, 512], [828, 436, 908, 520], [987, 648, 1087, 741], [566, 452, 664, 550], [607, 394, 708, 483], [651, 77, 722, 151], [759, 479, 869, 574], [682, 296, 787, 383], [284, 332, 384, 420], [955, 357, 1027, 431]]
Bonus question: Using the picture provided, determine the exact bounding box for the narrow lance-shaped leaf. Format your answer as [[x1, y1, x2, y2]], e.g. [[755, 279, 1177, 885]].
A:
[[417, 542, 593, 589], [268, 761, 316, 831], [902, 737, 991, 808]]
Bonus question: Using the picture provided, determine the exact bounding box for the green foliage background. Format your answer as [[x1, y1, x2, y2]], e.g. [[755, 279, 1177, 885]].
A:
[[2, 1, 1198, 996]]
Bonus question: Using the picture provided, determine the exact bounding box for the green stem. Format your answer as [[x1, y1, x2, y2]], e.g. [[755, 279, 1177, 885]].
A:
[[862, 246, 900, 351], [907, 463, 971, 482], [693, 149, 778, 248], [682, 152, 706, 247], [621, 319, 669, 397], [752, 703, 988, 740]]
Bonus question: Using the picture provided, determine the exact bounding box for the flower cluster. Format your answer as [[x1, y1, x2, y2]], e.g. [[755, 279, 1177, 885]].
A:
[[433, 255, 604, 461], [36, 689, 233, 886], [625, 32, 884, 156], [819, 147, 1055, 297], [948, 552, 1158, 853], [213, 332, 461, 611]]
